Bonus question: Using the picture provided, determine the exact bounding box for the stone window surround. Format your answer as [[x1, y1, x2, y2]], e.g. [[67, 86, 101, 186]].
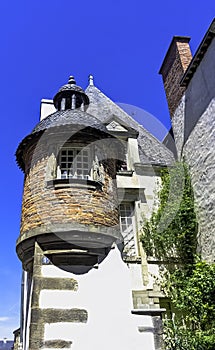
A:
[[57, 145, 92, 180], [46, 142, 107, 191], [119, 201, 138, 257]]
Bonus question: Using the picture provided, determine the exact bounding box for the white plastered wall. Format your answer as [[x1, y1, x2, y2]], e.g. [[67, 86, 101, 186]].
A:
[[40, 246, 155, 350]]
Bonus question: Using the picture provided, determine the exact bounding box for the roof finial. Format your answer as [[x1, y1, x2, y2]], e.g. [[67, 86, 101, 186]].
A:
[[88, 74, 94, 86], [68, 76, 76, 85]]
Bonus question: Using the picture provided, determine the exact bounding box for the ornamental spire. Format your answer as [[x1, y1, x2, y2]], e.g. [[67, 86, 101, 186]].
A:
[[53, 75, 89, 111], [68, 76, 76, 85], [88, 74, 94, 86]]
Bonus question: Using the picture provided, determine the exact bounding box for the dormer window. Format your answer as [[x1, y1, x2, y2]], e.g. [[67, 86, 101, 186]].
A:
[[57, 147, 91, 180]]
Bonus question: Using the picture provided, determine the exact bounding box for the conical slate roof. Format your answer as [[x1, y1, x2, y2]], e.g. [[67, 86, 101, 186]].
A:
[[16, 75, 175, 171], [16, 77, 111, 171], [32, 109, 107, 134], [53, 76, 89, 109], [16, 108, 110, 171]]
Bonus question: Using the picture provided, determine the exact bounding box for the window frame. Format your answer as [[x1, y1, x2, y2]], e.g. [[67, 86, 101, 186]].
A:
[[57, 144, 93, 180], [119, 202, 138, 257]]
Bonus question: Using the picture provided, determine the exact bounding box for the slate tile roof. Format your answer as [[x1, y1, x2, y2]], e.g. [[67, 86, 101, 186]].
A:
[[32, 109, 107, 134], [85, 84, 175, 166], [16, 78, 175, 171]]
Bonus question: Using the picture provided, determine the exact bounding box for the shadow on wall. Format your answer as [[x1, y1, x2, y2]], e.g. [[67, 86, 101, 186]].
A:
[[182, 27, 215, 144], [42, 242, 124, 275]]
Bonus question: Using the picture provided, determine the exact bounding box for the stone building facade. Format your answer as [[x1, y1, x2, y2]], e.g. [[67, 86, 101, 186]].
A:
[[160, 18, 215, 262], [16, 75, 174, 350], [15, 19, 215, 350]]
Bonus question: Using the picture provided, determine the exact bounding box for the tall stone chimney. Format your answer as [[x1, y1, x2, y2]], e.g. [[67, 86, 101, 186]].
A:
[[159, 36, 192, 117]]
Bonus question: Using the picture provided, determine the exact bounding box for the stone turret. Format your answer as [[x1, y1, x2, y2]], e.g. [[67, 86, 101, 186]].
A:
[[16, 75, 170, 350], [15, 76, 127, 350], [16, 76, 123, 273]]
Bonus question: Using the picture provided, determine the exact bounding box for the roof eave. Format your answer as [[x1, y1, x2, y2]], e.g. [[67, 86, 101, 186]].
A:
[[180, 18, 215, 87]]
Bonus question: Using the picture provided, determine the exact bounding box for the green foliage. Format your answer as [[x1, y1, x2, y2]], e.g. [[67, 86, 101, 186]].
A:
[[163, 316, 215, 350], [163, 261, 215, 349], [141, 162, 197, 264], [140, 162, 215, 349]]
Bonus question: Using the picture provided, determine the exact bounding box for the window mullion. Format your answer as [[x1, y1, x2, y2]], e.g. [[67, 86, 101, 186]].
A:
[[58, 146, 92, 180]]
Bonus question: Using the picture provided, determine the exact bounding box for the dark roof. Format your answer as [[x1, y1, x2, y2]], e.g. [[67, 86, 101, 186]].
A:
[[16, 76, 175, 171], [86, 84, 175, 166], [162, 127, 177, 159], [16, 109, 110, 171], [180, 18, 215, 87], [32, 109, 107, 134], [0, 341, 13, 350], [58, 84, 85, 94], [53, 76, 89, 108]]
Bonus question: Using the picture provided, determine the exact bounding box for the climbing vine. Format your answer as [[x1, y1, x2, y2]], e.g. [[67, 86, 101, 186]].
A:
[[141, 162, 197, 265], [140, 162, 215, 349]]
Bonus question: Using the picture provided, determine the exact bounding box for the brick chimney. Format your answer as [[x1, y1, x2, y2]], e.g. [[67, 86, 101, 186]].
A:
[[159, 36, 192, 117]]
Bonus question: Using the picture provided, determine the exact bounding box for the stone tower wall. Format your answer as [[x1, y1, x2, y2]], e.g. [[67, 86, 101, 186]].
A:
[[20, 139, 119, 237]]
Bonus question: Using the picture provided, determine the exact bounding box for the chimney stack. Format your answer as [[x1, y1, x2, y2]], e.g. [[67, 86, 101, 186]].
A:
[[159, 36, 192, 117]]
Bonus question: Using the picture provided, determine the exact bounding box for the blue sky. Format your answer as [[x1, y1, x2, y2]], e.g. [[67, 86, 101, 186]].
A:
[[0, 0, 214, 339]]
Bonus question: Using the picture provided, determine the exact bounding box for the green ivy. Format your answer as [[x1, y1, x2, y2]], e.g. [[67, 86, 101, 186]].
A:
[[140, 162, 215, 349], [162, 261, 215, 349], [141, 162, 197, 265]]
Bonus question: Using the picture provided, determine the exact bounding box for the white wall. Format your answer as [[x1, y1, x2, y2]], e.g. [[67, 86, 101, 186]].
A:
[[40, 246, 155, 350]]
